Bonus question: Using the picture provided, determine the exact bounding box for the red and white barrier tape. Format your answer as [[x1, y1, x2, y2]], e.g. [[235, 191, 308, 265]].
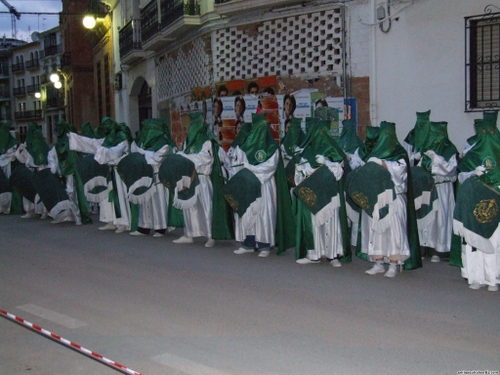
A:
[[0, 308, 143, 375]]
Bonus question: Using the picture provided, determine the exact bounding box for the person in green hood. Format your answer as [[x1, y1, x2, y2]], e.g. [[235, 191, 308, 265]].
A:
[[127, 118, 178, 237], [172, 112, 218, 247], [69, 117, 132, 233], [0, 121, 19, 214], [293, 118, 348, 267], [14, 122, 49, 219], [403, 110, 432, 166], [46, 119, 87, 225], [453, 113, 500, 292], [415, 121, 458, 262], [231, 113, 295, 257], [354, 121, 420, 277]]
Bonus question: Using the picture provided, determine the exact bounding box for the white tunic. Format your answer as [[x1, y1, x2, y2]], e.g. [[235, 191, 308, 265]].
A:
[[360, 158, 410, 262], [0, 145, 16, 214], [294, 157, 344, 260], [177, 140, 214, 239], [230, 147, 279, 246]]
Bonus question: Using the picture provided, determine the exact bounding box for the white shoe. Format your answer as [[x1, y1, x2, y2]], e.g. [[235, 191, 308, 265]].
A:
[[115, 226, 128, 234], [205, 239, 215, 248], [430, 255, 440, 263], [330, 259, 342, 268], [153, 232, 164, 238], [40, 213, 48, 219], [99, 223, 117, 231], [233, 247, 254, 255], [130, 231, 145, 236], [167, 227, 176, 233], [384, 265, 397, 278], [173, 236, 193, 244], [365, 263, 385, 275], [20, 213, 35, 219], [488, 285, 498, 292], [258, 250, 270, 258], [296, 258, 320, 264], [469, 282, 481, 290]]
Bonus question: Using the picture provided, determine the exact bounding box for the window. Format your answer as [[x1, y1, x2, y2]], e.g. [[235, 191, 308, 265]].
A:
[[465, 8, 500, 111]]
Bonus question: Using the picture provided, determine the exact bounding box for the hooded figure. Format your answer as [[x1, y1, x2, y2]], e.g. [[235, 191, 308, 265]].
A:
[[124, 118, 180, 237], [280, 117, 305, 192], [413, 121, 459, 261], [45, 119, 90, 225], [172, 112, 232, 247], [230, 113, 294, 257], [452, 114, 500, 292], [403, 110, 432, 166], [293, 118, 349, 266], [0, 121, 19, 214], [14, 122, 49, 219], [347, 121, 421, 277]]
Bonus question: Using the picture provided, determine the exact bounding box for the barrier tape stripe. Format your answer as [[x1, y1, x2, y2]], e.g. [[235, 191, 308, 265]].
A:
[[0, 308, 143, 375]]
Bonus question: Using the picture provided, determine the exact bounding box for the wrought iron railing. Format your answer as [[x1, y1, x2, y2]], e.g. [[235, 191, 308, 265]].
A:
[[41, 44, 63, 58], [11, 63, 25, 73], [13, 87, 26, 96], [160, 0, 200, 31], [119, 19, 142, 58], [214, 0, 233, 4], [14, 110, 42, 119], [26, 84, 41, 94], [141, 0, 160, 42], [25, 59, 40, 70]]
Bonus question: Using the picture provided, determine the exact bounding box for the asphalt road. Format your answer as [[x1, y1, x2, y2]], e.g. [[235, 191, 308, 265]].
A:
[[1, 213, 499, 375]]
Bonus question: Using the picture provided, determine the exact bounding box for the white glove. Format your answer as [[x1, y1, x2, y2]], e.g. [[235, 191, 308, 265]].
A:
[[413, 152, 422, 161], [474, 165, 486, 176], [424, 150, 436, 160], [367, 157, 383, 166], [315, 154, 326, 164]]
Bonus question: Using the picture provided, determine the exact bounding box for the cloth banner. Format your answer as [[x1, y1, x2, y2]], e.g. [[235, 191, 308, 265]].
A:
[[117, 152, 154, 204], [77, 154, 110, 203], [10, 165, 37, 203], [223, 168, 262, 218]]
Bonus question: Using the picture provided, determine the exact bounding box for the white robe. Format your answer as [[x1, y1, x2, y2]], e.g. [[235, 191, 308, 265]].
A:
[[294, 157, 344, 260], [177, 140, 213, 239], [230, 147, 279, 246], [417, 154, 457, 252], [130, 142, 170, 231], [360, 158, 410, 262], [0, 145, 16, 214]]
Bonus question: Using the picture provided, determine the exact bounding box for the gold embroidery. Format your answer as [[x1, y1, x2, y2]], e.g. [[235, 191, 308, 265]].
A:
[[224, 194, 239, 211], [474, 199, 498, 224], [298, 187, 317, 207], [351, 191, 370, 210]]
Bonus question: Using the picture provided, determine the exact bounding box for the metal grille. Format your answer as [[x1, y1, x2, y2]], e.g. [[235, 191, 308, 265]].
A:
[[213, 8, 343, 82], [157, 38, 211, 100], [465, 7, 500, 111]]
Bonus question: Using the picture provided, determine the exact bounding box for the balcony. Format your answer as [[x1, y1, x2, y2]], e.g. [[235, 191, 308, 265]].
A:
[[27, 83, 41, 95], [13, 87, 26, 97], [14, 110, 43, 120], [214, 0, 307, 16], [26, 59, 40, 70], [0, 64, 9, 77], [41, 44, 63, 58], [11, 63, 25, 74], [119, 19, 146, 65], [141, 0, 174, 52], [158, 0, 201, 40], [46, 97, 65, 109]]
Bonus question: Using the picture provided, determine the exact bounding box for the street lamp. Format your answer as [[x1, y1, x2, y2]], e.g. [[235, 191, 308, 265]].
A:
[[83, 15, 97, 29], [54, 81, 62, 89], [34, 92, 41, 99], [50, 72, 60, 83]]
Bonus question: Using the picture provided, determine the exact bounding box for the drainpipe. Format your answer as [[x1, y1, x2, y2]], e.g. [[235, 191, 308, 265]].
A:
[[369, 0, 378, 127]]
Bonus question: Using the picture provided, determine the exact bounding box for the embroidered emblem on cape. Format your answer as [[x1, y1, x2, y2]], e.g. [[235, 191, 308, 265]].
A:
[[189, 147, 196, 154], [255, 150, 266, 163], [473, 199, 498, 223], [482, 156, 497, 171], [297, 187, 317, 207], [351, 191, 370, 210], [224, 194, 239, 211]]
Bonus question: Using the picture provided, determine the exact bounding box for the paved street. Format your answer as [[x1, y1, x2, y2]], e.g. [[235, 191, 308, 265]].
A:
[[1, 213, 499, 375]]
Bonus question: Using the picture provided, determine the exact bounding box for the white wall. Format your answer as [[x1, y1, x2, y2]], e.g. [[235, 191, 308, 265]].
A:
[[353, 0, 496, 150]]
